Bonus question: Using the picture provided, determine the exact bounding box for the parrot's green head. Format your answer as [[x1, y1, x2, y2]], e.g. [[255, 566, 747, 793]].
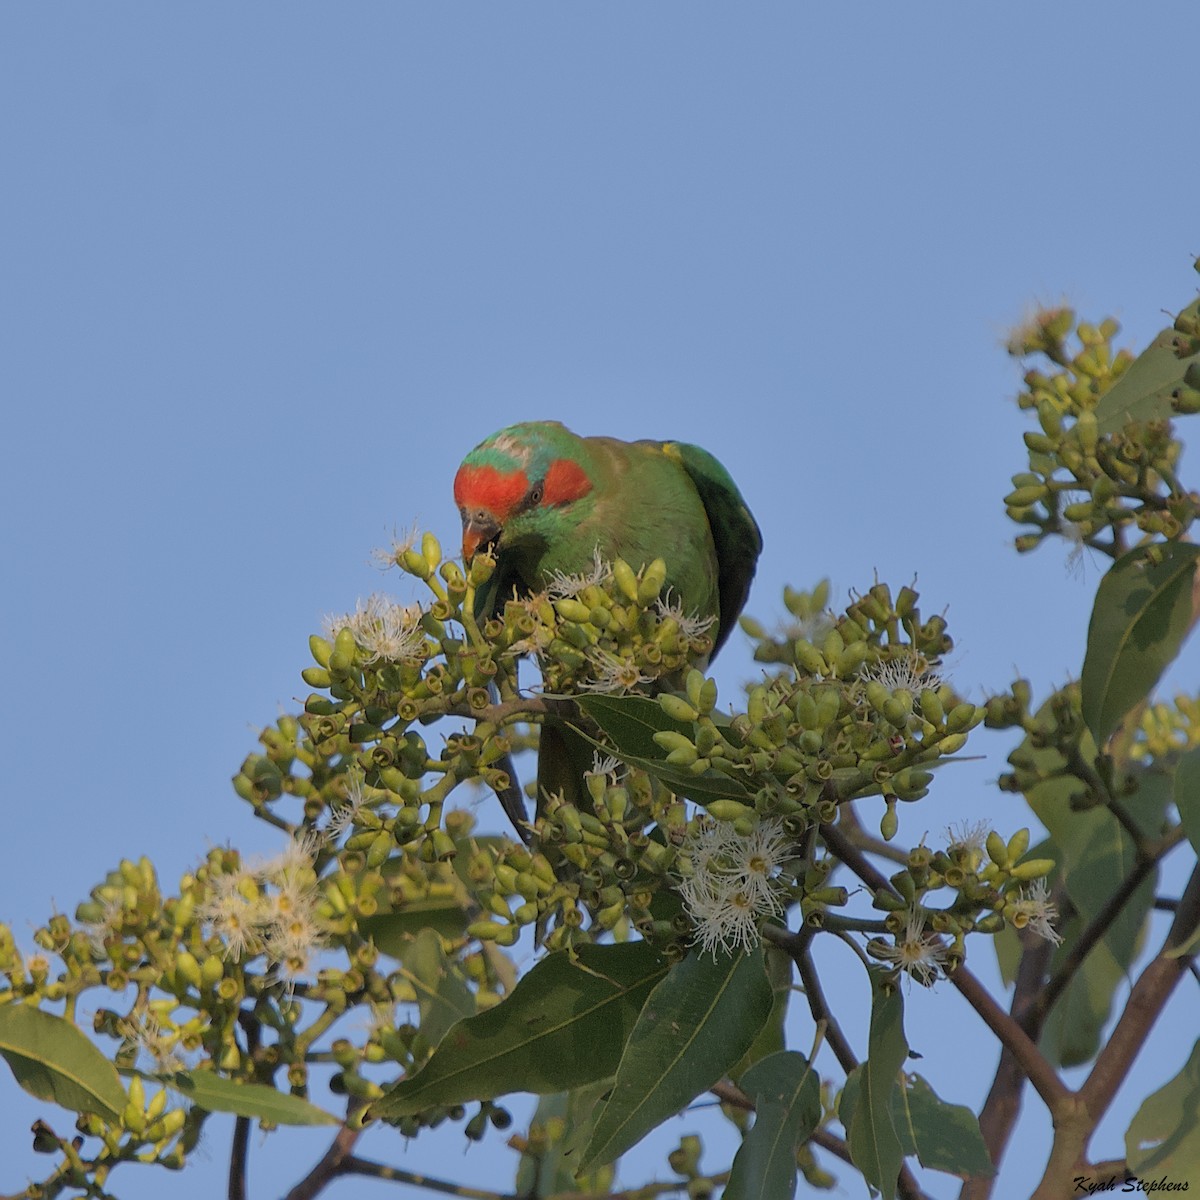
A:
[[453, 421, 595, 571]]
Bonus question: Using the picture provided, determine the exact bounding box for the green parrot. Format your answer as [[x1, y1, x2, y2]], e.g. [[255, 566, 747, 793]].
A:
[[453, 420, 762, 837]]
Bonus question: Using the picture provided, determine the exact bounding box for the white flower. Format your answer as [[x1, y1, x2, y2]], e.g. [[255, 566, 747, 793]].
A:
[[586, 753, 624, 782], [545, 547, 612, 599], [326, 771, 370, 840], [655, 591, 716, 641], [1008, 878, 1063, 946], [580, 651, 653, 694], [79, 894, 126, 957], [324, 595, 426, 664], [119, 1013, 186, 1075], [945, 820, 988, 856], [197, 868, 267, 961], [869, 909, 951, 987], [198, 833, 326, 974], [860, 652, 944, 695], [676, 817, 796, 956], [369, 524, 419, 571]]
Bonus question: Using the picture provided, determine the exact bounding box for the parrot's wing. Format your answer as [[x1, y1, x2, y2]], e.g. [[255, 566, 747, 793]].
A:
[[660, 441, 763, 659]]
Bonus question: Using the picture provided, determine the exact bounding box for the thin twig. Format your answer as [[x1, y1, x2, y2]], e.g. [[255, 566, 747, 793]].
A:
[[228, 1116, 250, 1200], [283, 1122, 363, 1200], [819, 821, 898, 898]]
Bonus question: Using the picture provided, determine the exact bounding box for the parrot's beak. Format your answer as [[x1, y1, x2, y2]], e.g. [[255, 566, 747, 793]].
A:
[[462, 515, 501, 562]]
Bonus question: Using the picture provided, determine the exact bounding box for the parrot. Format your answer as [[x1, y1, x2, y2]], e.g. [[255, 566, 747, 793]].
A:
[[453, 420, 762, 838]]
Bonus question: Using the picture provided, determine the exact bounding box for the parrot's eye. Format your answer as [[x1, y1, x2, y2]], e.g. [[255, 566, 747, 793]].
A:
[[528, 485, 544, 506]]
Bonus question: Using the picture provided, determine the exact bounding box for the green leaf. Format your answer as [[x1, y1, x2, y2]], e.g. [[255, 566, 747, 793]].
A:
[[1125, 1038, 1200, 1177], [733, 945, 792, 1077], [0, 1004, 126, 1123], [166, 1070, 338, 1125], [724, 1051, 821, 1200], [514, 1082, 615, 1196], [1081, 544, 1200, 748], [359, 900, 468, 948], [1094, 300, 1200, 435], [573, 695, 751, 803], [370, 941, 666, 1119], [581, 945, 774, 1171], [1174, 746, 1200, 859], [395, 929, 475, 1052], [846, 970, 907, 1200], [892, 1074, 993, 1179]]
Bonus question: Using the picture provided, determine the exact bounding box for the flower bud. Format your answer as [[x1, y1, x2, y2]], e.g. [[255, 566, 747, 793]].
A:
[[1009, 858, 1055, 881], [613, 558, 640, 603], [638, 559, 667, 605], [309, 635, 333, 668], [330, 627, 358, 673], [658, 694, 700, 723]]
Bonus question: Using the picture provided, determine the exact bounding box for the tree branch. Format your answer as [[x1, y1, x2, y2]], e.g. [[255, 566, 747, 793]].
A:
[[1077, 860, 1200, 1121], [948, 965, 1068, 1110], [958, 930, 1056, 1200], [283, 1122, 363, 1200]]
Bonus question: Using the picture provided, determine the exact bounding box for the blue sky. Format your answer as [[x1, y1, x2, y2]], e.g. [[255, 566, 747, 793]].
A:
[[2, 5, 1199, 1197]]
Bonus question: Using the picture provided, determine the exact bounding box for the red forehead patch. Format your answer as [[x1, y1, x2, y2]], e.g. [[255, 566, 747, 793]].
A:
[[453, 464, 529, 520], [543, 459, 592, 506]]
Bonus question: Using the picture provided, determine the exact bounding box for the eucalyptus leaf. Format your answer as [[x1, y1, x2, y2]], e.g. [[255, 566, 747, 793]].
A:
[[371, 941, 666, 1119], [167, 1070, 339, 1125], [1094, 300, 1200, 435], [1081, 544, 1200, 748], [1125, 1038, 1200, 1177], [581, 945, 773, 1171], [0, 1005, 126, 1123], [892, 1074, 993, 1179], [846, 971, 907, 1200], [724, 1051, 821, 1200]]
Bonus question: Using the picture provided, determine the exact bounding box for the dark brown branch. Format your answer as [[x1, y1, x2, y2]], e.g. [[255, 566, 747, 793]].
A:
[[949, 965, 1068, 1110], [1077, 861, 1200, 1121], [228, 1116, 250, 1200], [340, 1157, 514, 1198], [959, 930, 1056, 1200], [283, 1122, 363, 1200], [819, 820, 898, 898]]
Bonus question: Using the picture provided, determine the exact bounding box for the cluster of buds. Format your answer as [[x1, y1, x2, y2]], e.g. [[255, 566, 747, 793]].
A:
[[466, 772, 689, 956], [869, 824, 1057, 984], [1005, 306, 1200, 555], [656, 583, 985, 843]]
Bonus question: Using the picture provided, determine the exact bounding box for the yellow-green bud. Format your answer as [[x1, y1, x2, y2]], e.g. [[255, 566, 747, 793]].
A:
[[1004, 484, 1048, 508], [880, 801, 898, 842], [421, 532, 441, 569], [696, 676, 718, 715], [944, 703, 980, 734], [301, 667, 332, 689], [659, 694, 700, 723], [401, 548, 431, 579], [309, 635, 333, 668], [1009, 858, 1055, 881], [1006, 828, 1030, 863], [919, 688, 944, 725], [366, 830, 394, 870], [1076, 409, 1098, 455], [986, 830, 1009, 869], [705, 799, 755, 823], [330, 627, 358, 673], [638, 558, 667, 605], [794, 640, 829, 676], [554, 598, 593, 625], [654, 730, 696, 756], [613, 558, 640, 602]]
